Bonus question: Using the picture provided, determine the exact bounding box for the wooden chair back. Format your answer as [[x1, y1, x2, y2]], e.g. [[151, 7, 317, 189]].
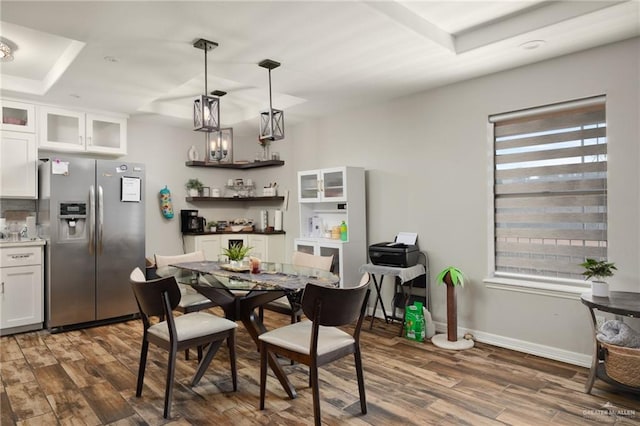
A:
[[130, 269, 182, 320], [301, 273, 370, 327]]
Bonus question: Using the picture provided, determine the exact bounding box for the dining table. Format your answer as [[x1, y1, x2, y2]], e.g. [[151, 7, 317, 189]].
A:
[[156, 260, 340, 400]]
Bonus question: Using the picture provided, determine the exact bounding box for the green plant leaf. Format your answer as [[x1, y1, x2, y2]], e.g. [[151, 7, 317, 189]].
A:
[[436, 266, 465, 287]]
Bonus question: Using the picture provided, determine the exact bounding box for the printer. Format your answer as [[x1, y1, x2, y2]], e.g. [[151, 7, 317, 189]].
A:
[[369, 242, 420, 268]]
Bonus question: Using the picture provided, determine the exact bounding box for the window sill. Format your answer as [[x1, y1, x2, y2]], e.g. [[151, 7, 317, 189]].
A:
[[483, 276, 590, 300]]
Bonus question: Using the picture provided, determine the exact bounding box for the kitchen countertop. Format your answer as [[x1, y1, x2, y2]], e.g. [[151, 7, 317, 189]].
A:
[[183, 230, 285, 236], [0, 238, 46, 248]]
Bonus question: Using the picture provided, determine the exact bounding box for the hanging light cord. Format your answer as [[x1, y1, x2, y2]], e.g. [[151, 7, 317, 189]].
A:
[[203, 45, 208, 95], [268, 68, 273, 113]]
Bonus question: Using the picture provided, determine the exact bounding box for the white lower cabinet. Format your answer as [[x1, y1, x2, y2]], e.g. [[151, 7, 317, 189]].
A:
[[248, 234, 285, 263], [184, 234, 222, 260], [184, 233, 284, 263], [0, 131, 37, 198], [0, 244, 44, 335]]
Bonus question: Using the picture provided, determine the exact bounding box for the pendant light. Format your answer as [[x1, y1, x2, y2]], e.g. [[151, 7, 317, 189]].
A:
[[258, 59, 284, 142], [206, 90, 233, 163], [193, 39, 220, 132]]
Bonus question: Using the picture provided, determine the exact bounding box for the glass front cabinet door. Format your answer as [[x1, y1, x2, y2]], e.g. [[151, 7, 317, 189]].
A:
[[298, 170, 322, 202], [1, 100, 36, 133], [39, 107, 127, 155], [298, 167, 347, 203], [86, 114, 127, 155], [39, 106, 86, 151]]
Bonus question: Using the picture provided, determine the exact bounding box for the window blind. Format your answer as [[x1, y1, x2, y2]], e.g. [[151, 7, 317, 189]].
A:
[[491, 96, 607, 280]]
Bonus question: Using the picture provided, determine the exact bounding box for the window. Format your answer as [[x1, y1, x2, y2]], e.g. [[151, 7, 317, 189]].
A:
[[490, 96, 607, 282]]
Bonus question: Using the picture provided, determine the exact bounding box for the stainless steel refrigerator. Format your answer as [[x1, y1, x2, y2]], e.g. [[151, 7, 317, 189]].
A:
[[38, 157, 145, 330]]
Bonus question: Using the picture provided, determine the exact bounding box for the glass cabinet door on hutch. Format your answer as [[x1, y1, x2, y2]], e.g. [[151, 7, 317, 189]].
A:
[[320, 168, 346, 201], [298, 170, 321, 201], [298, 167, 347, 203]]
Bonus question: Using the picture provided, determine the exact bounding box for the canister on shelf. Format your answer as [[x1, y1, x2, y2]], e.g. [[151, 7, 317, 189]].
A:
[[260, 210, 268, 231]]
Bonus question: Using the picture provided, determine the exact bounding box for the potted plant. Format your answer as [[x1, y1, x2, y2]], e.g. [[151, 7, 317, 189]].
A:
[[431, 266, 474, 350], [185, 178, 203, 197], [580, 258, 616, 297], [222, 242, 252, 265], [207, 221, 218, 232]]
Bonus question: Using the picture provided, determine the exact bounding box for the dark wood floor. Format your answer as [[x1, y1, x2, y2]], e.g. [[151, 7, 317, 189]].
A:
[[1, 309, 639, 425]]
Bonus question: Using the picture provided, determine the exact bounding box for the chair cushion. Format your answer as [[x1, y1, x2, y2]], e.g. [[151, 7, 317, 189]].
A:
[[148, 312, 237, 341], [258, 320, 354, 356], [178, 292, 213, 308]]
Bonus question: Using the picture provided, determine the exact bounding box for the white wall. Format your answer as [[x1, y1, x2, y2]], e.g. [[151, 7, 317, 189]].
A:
[[123, 117, 297, 259], [122, 37, 638, 364], [288, 37, 640, 363]]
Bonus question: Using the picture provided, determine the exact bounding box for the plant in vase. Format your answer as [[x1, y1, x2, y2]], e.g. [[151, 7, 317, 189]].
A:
[[222, 243, 252, 266], [580, 258, 616, 297], [207, 221, 218, 232], [185, 178, 203, 197], [257, 136, 270, 161], [431, 266, 474, 350]]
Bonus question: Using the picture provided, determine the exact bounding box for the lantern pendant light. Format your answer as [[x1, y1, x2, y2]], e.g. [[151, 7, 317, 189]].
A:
[[193, 39, 220, 132], [258, 59, 284, 142], [206, 90, 233, 163]]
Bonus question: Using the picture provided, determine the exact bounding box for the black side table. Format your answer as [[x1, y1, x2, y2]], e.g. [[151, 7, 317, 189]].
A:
[[580, 291, 640, 394]]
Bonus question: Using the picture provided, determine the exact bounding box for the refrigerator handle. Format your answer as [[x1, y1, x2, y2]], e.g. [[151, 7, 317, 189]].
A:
[[98, 185, 104, 255], [89, 185, 95, 255]]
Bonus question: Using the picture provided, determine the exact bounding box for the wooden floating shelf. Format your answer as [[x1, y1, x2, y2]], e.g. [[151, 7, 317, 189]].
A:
[[186, 196, 285, 202], [185, 160, 285, 169]]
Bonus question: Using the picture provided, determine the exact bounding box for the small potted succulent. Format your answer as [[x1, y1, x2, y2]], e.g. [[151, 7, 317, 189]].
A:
[[207, 221, 218, 232], [580, 258, 616, 297], [185, 178, 203, 197]]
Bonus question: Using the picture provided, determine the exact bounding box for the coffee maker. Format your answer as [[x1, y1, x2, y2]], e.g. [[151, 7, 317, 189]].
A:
[[181, 209, 204, 233]]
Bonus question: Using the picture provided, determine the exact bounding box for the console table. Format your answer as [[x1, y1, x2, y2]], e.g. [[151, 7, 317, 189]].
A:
[[360, 263, 427, 335], [580, 291, 640, 394]]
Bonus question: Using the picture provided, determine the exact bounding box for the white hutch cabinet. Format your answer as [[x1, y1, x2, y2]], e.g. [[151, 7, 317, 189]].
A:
[[295, 166, 366, 288]]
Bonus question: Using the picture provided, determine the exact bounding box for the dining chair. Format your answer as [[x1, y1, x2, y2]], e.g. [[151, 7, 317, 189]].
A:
[[259, 251, 334, 324], [258, 273, 371, 426], [129, 267, 238, 419], [155, 251, 218, 360]]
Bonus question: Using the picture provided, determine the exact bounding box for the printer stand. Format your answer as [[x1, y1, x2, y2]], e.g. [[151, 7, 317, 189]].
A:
[[360, 262, 428, 336], [392, 274, 428, 324]]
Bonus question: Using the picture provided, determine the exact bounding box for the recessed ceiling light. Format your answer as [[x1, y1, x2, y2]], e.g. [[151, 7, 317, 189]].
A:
[[519, 40, 546, 50], [0, 41, 14, 62], [103, 56, 119, 63]]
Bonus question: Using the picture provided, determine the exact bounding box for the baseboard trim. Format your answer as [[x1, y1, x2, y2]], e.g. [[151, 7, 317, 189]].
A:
[[367, 306, 591, 367]]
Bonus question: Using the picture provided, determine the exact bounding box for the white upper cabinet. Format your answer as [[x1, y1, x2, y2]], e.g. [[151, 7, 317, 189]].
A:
[[86, 114, 127, 155], [1, 100, 36, 133], [39, 106, 127, 155], [0, 131, 37, 198], [298, 167, 348, 203]]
